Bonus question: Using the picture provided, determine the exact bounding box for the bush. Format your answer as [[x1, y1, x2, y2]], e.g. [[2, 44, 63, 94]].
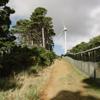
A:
[[32, 47, 56, 66], [0, 46, 34, 77], [0, 46, 56, 77]]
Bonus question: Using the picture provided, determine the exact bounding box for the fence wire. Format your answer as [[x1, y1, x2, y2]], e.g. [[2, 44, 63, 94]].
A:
[[67, 46, 100, 79]]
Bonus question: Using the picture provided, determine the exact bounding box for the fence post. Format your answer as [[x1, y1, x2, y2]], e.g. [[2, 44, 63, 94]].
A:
[[88, 52, 91, 76], [93, 50, 96, 80]]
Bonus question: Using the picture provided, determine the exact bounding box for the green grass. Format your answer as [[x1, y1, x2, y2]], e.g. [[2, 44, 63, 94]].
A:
[[64, 57, 100, 96], [25, 86, 40, 100]]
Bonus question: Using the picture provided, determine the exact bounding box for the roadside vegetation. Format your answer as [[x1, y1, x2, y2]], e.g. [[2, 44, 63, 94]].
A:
[[69, 35, 100, 62], [70, 35, 100, 53], [0, 0, 56, 99]]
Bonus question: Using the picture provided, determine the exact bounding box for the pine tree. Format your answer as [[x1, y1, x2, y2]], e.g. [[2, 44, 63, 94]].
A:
[[0, 0, 15, 54]]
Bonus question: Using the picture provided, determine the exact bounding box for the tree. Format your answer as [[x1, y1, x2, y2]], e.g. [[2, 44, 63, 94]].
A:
[[0, 0, 15, 54], [70, 42, 88, 53], [13, 7, 55, 51], [30, 7, 55, 50], [70, 35, 100, 53], [88, 35, 100, 48], [12, 19, 31, 46], [0, 0, 9, 6]]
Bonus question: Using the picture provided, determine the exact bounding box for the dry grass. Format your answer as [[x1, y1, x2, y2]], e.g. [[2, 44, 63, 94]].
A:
[[0, 59, 100, 100], [0, 65, 52, 100]]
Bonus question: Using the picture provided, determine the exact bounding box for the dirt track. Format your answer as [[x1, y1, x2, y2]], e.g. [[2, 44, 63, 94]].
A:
[[40, 59, 100, 100]]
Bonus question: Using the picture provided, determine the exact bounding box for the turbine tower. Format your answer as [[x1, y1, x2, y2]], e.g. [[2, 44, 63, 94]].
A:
[[64, 26, 67, 54]]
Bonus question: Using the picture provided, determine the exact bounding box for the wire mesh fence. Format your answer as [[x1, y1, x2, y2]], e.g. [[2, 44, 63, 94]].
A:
[[67, 46, 100, 79]]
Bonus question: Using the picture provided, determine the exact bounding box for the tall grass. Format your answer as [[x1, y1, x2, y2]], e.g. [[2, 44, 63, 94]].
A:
[[25, 86, 39, 100]]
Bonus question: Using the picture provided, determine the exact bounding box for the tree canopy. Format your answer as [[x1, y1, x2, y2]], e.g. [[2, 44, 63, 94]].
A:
[[0, 0, 9, 6], [70, 35, 100, 53], [13, 7, 55, 51], [0, 0, 15, 54]]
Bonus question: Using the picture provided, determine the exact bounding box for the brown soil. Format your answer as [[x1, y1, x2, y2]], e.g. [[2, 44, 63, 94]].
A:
[[40, 59, 100, 100]]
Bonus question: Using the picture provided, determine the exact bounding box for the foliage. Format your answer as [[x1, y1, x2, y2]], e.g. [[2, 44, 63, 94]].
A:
[[70, 35, 100, 53], [12, 7, 55, 50], [31, 47, 55, 66], [88, 35, 100, 48], [70, 42, 88, 53], [0, 46, 33, 77], [0, 0, 9, 6], [0, 46, 56, 77], [0, 0, 16, 54], [12, 19, 31, 46]]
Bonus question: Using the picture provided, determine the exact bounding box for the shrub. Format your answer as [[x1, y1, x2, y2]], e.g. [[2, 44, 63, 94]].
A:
[[0, 46, 34, 77], [32, 47, 56, 66], [0, 46, 56, 77]]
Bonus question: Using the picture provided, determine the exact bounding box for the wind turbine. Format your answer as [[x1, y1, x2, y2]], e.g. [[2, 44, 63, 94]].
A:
[[64, 26, 67, 54]]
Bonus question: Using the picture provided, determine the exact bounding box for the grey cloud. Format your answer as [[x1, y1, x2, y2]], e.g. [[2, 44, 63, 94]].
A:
[[9, 0, 100, 50], [40, 0, 100, 48], [40, 0, 100, 34]]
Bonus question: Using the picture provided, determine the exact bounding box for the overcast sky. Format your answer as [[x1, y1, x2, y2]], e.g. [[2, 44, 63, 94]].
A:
[[8, 0, 100, 55]]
